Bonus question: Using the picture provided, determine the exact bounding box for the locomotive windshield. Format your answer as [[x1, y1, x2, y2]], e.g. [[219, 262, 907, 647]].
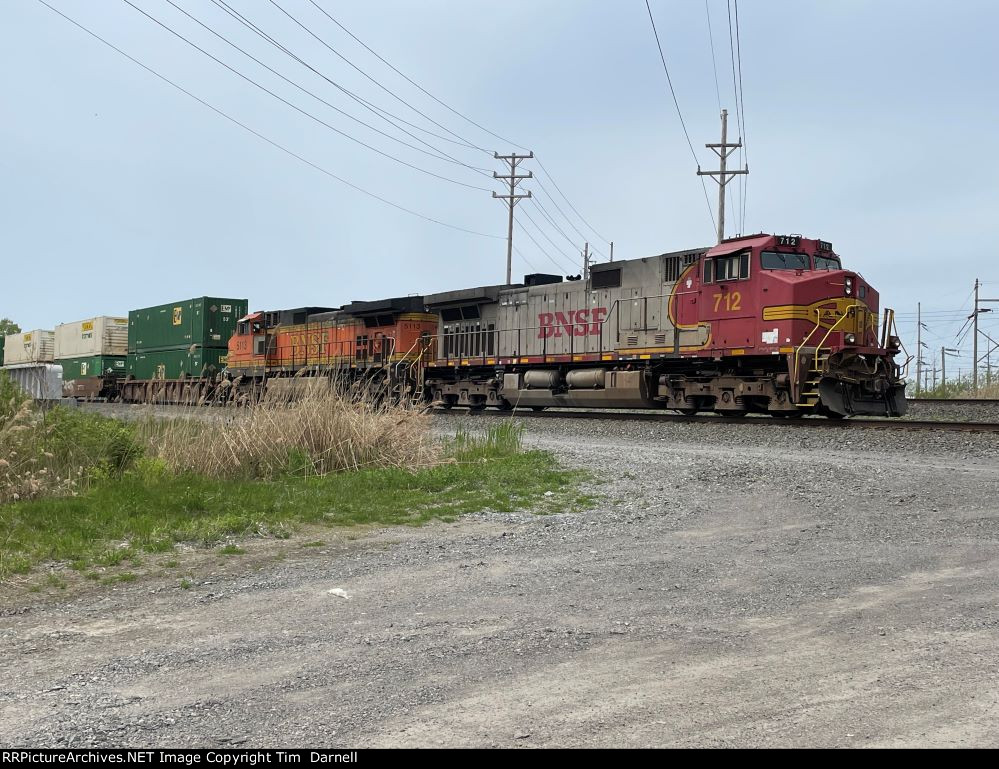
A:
[[814, 255, 842, 270], [761, 251, 809, 270]]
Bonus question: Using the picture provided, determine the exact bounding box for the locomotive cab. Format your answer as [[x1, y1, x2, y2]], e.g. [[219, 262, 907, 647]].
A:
[[698, 234, 906, 416]]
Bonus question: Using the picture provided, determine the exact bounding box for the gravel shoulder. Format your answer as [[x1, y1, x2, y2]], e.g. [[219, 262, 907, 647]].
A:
[[2, 415, 998, 748]]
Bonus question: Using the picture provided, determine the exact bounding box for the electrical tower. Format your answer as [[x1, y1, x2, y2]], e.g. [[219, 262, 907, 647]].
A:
[[493, 152, 533, 285], [970, 278, 999, 393], [697, 109, 748, 244]]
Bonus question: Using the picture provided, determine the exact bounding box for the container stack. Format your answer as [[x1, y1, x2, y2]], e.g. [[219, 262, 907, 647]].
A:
[[2, 330, 55, 366], [54, 316, 128, 382], [2, 330, 63, 400], [127, 297, 248, 380]]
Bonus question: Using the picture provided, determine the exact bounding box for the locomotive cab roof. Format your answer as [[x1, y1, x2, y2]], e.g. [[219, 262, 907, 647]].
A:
[[340, 295, 426, 316]]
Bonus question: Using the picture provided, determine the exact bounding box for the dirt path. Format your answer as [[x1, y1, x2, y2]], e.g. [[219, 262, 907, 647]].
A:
[[2, 416, 998, 747]]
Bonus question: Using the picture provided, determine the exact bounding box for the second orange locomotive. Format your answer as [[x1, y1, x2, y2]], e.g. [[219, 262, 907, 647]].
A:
[[226, 297, 436, 400]]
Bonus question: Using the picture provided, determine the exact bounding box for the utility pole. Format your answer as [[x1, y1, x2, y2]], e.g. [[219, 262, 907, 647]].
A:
[[697, 109, 748, 244], [493, 152, 533, 285], [942, 347, 959, 394], [970, 278, 999, 393], [610, 241, 614, 262], [582, 242, 590, 280], [915, 302, 925, 397], [973, 279, 979, 393]]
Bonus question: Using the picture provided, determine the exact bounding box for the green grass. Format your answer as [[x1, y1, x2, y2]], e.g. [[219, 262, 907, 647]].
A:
[[219, 544, 245, 556], [0, 425, 589, 581]]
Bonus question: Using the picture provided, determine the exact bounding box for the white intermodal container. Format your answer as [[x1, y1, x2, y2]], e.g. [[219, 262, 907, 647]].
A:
[[54, 316, 129, 359], [2, 363, 64, 400], [2, 330, 55, 365]]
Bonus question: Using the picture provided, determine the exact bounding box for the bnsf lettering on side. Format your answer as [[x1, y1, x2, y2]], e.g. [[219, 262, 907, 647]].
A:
[[538, 308, 608, 338]]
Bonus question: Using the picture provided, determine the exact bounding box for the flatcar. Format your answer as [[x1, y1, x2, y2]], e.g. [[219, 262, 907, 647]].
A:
[[421, 234, 907, 418]]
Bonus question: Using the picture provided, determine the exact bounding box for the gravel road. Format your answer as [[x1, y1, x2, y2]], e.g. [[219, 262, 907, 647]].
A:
[[2, 415, 998, 748]]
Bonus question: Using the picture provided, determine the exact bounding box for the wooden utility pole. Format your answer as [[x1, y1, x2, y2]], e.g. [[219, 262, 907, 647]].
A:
[[916, 302, 923, 397], [697, 109, 748, 243], [493, 152, 533, 285], [582, 242, 590, 280], [973, 279, 979, 393], [971, 279, 999, 393], [941, 347, 959, 393]]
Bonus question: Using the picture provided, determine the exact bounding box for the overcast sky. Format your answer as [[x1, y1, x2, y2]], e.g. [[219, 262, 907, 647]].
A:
[[3, 1, 998, 372]]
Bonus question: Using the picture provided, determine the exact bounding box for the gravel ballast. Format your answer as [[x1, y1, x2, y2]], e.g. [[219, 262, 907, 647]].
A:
[[1, 413, 998, 748]]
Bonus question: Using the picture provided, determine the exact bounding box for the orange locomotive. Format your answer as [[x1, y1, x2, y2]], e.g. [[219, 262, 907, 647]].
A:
[[226, 298, 436, 401]]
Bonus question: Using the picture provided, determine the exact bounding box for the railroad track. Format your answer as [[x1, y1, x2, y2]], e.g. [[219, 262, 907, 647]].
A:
[[436, 407, 999, 433], [908, 398, 999, 406]]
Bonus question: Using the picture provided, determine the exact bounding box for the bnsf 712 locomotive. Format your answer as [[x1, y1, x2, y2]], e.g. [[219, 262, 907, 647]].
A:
[[421, 233, 906, 418], [225, 233, 906, 418]]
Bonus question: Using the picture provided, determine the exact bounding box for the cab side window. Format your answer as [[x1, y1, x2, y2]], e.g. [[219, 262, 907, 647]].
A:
[[709, 252, 750, 282]]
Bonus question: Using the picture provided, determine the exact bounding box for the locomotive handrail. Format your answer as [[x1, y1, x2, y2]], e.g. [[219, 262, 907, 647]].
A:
[[436, 288, 704, 364], [814, 303, 859, 354], [793, 308, 824, 392], [792, 305, 858, 403]]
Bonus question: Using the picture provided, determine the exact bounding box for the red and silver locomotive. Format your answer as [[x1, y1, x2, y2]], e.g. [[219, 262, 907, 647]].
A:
[[422, 233, 907, 417]]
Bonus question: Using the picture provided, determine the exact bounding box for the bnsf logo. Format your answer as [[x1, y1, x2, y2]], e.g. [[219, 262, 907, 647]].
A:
[[538, 308, 609, 338]]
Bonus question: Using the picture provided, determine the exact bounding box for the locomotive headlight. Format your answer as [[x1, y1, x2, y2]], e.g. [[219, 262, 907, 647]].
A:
[[844, 333, 857, 345], [845, 277, 854, 295]]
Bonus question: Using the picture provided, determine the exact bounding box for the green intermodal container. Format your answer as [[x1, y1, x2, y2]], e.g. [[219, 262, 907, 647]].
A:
[[58, 355, 126, 380], [128, 297, 247, 352], [126, 347, 229, 381]]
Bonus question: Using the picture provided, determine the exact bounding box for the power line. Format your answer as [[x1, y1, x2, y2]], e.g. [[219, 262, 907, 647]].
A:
[[211, 0, 489, 157], [733, 0, 749, 233], [704, 0, 723, 113], [643, 0, 717, 235], [533, 157, 609, 246], [520, 206, 578, 266], [277, 0, 609, 255], [34, 0, 501, 240], [163, 0, 493, 177], [516, 220, 573, 275], [512, 245, 539, 274], [529, 172, 606, 258], [528, 194, 582, 252], [266, 0, 489, 153], [120, 0, 493, 192], [303, 0, 524, 153]]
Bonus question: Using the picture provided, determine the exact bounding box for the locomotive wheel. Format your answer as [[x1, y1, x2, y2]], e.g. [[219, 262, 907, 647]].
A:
[[496, 400, 514, 411], [530, 406, 547, 412], [824, 411, 847, 420], [677, 408, 698, 416]]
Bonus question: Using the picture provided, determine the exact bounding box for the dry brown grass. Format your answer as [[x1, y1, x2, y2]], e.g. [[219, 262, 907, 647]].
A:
[[140, 388, 439, 480], [971, 382, 999, 399], [0, 400, 73, 503], [0, 380, 140, 504]]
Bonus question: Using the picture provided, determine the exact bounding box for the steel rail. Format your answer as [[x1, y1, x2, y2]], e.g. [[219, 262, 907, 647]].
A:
[[434, 407, 999, 433]]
